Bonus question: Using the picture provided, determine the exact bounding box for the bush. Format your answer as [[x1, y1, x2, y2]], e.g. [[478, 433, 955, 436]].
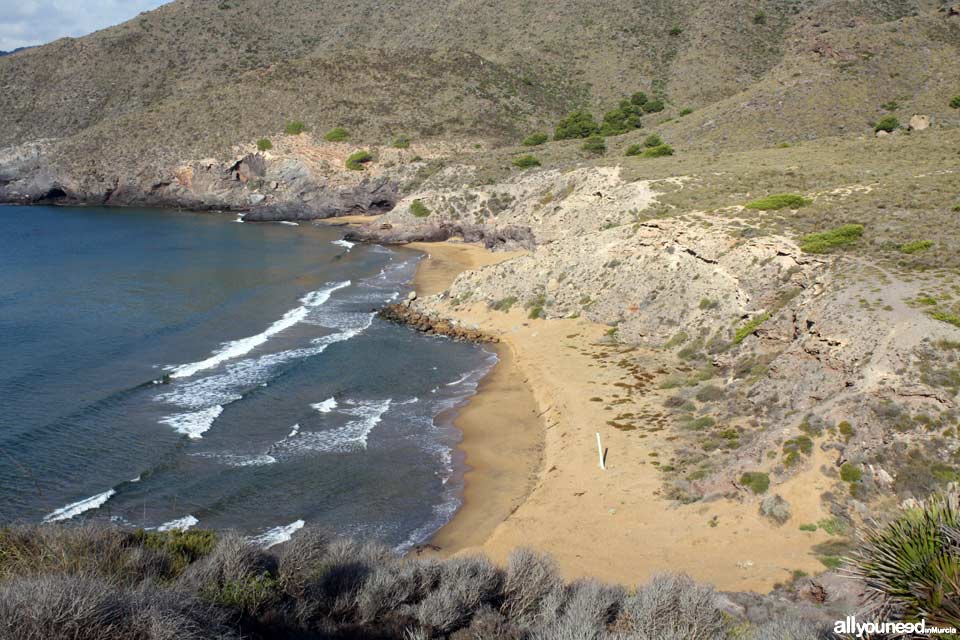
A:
[[849, 491, 960, 630], [800, 224, 864, 253], [753, 10, 767, 23], [285, 121, 307, 135], [899, 239, 933, 254], [500, 548, 562, 627], [392, 136, 411, 149], [643, 99, 665, 113], [874, 115, 899, 132], [410, 199, 431, 218], [740, 472, 771, 494], [744, 193, 811, 210], [554, 111, 600, 140], [631, 92, 648, 106], [625, 144, 642, 157], [643, 144, 673, 157], [512, 154, 541, 169], [345, 150, 373, 170], [256, 138, 272, 151], [950, 95, 960, 109], [644, 134, 663, 148], [522, 132, 548, 146], [840, 463, 862, 483], [600, 100, 643, 136], [323, 127, 348, 141], [669, 26, 683, 36], [615, 573, 726, 639], [581, 135, 606, 155], [415, 555, 502, 633], [734, 313, 771, 344], [680, 107, 694, 116]]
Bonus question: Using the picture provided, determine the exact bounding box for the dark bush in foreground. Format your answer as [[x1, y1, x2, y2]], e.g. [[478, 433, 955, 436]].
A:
[[873, 115, 899, 132], [554, 111, 600, 140], [0, 524, 841, 639]]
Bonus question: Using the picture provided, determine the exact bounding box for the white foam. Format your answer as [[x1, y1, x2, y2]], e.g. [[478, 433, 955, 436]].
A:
[[288, 423, 301, 438], [192, 453, 277, 467], [277, 221, 300, 226], [251, 519, 305, 548], [272, 399, 392, 455], [445, 372, 473, 387], [332, 239, 355, 250], [43, 489, 116, 522], [157, 515, 199, 531], [233, 215, 244, 223], [311, 398, 338, 413], [159, 405, 223, 439], [168, 281, 351, 379]]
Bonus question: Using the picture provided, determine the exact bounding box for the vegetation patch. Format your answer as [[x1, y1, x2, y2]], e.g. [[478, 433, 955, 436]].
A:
[[491, 296, 518, 312], [256, 138, 272, 151], [899, 240, 933, 254], [345, 150, 373, 170], [800, 224, 864, 253], [739, 472, 770, 494], [951, 95, 960, 109], [734, 313, 770, 344], [512, 154, 541, 169], [323, 126, 348, 141], [874, 115, 899, 132], [581, 135, 607, 155], [625, 144, 642, 157], [410, 199, 431, 217], [929, 310, 960, 328], [522, 132, 548, 146], [391, 136, 410, 149], [643, 144, 673, 158], [284, 120, 307, 135], [554, 110, 600, 140], [744, 193, 811, 211]]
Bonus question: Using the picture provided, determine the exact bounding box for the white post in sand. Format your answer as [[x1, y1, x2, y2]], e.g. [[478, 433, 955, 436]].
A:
[[596, 432, 605, 470]]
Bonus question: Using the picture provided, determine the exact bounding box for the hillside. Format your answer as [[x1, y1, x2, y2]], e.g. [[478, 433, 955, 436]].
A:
[[0, 0, 957, 208]]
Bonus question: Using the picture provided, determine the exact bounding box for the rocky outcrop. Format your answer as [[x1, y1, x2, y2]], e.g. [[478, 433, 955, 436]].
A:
[[378, 304, 497, 343], [346, 220, 536, 250]]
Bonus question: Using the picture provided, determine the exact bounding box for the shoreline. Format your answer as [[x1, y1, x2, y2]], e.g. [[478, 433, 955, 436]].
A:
[[404, 240, 834, 592]]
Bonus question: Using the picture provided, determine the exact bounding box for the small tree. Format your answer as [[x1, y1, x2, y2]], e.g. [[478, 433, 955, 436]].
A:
[[581, 135, 606, 155], [324, 127, 348, 141], [643, 99, 665, 113], [950, 95, 960, 109], [554, 111, 600, 140], [600, 100, 643, 136], [625, 144, 642, 157], [643, 134, 663, 148], [410, 199, 431, 218], [643, 144, 674, 158], [256, 138, 273, 151], [345, 151, 373, 170], [630, 92, 648, 107]]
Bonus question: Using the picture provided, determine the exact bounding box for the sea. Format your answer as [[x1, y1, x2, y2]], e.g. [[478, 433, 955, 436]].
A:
[[0, 205, 495, 548]]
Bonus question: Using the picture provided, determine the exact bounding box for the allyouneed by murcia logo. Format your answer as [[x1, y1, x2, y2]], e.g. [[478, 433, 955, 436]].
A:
[[834, 616, 958, 637]]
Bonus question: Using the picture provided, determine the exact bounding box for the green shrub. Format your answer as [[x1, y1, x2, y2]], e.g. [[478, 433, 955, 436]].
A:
[[127, 528, 217, 576], [512, 154, 541, 169], [874, 115, 899, 132], [840, 463, 863, 483], [256, 138, 273, 151], [679, 107, 693, 116], [643, 99, 665, 113], [625, 144, 642, 157], [392, 136, 411, 149], [950, 95, 960, 109], [881, 100, 899, 112], [554, 110, 600, 140], [581, 135, 606, 155], [522, 132, 548, 146], [410, 199, 431, 218], [744, 193, 811, 210], [734, 313, 770, 344], [899, 240, 933, 254], [669, 26, 683, 36], [740, 472, 770, 494], [600, 100, 644, 136], [753, 10, 766, 24], [492, 296, 518, 312], [630, 92, 648, 106], [285, 121, 306, 135], [799, 523, 818, 532], [643, 144, 673, 158], [838, 421, 854, 442], [930, 310, 960, 328], [644, 134, 663, 148], [207, 573, 281, 612], [800, 224, 864, 253], [850, 491, 960, 630], [324, 127, 348, 141], [345, 150, 373, 170]]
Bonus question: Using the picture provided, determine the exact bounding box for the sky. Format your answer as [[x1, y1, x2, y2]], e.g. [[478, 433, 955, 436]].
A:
[[0, 0, 170, 51]]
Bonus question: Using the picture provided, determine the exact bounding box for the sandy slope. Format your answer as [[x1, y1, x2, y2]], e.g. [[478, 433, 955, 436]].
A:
[[412, 241, 837, 592]]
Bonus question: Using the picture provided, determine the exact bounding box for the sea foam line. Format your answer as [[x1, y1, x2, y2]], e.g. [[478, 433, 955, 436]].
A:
[[270, 399, 392, 456], [43, 489, 116, 522], [332, 239, 355, 251], [310, 397, 338, 413], [168, 281, 351, 379], [251, 520, 305, 548], [159, 404, 224, 439], [157, 515, 199, 532]]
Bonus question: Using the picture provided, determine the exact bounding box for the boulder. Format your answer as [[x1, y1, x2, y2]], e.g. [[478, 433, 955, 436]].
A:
[[875, 130, 889, 138], [908, 114, 930, 131], [759, 494, 791, 525]]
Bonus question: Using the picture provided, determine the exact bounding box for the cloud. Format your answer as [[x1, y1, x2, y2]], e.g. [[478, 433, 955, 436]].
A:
[[0, 0, 170, 51]]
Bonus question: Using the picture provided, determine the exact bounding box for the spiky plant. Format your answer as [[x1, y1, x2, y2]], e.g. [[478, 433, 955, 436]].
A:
[[849, 489, 960, 631]]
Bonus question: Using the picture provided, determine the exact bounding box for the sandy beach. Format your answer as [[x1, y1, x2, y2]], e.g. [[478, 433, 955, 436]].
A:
[[410, 241, 835, 593]]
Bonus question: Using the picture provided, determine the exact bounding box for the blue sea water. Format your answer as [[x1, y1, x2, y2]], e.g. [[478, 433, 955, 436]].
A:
[[0, 205, 493, 547]]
